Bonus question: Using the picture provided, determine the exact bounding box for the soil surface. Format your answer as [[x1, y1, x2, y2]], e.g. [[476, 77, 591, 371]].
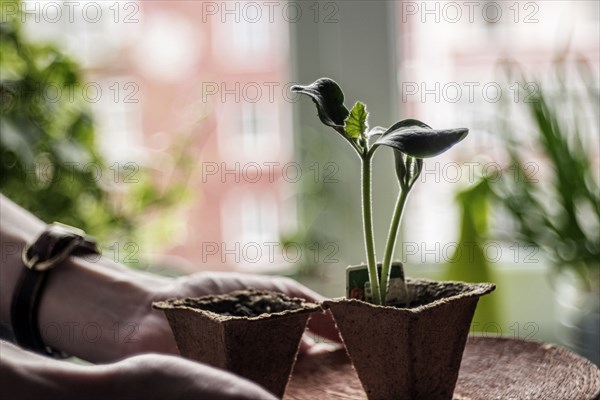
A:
[[176, 290, 306, 317], [403, 279, 492, 308]]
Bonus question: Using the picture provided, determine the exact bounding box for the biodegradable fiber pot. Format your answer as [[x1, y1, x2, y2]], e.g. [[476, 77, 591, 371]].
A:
[[153, 289, 321, 398], [323, 275, 495, 400]]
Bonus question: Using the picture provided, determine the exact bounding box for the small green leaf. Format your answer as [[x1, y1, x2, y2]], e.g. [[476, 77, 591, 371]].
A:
[[410, 158, 424, 189], [393, 152, 423, 190], [375, 119, 468, 158], [345, 101, 369, 139], [291, 78, 349, 134], [393, 149, 407, 186]]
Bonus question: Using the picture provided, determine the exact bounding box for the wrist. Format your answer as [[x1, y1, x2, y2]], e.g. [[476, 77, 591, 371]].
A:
[[34, 253, 158, 362], [4, 226, 174, 362], [37, 255, 153, 362]]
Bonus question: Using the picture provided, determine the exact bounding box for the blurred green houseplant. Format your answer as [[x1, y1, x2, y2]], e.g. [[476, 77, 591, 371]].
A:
[[443, 179, 499, 330], [486, 62, 599, 364], [494, 63, 599, 290], [0, 5, 191, 258]]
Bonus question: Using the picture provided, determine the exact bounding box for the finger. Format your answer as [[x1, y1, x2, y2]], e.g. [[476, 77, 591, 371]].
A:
[[180, 272, 305, 297], [178, 272, 325, 302], [275, 278, 328, 303], [118, 354, 279, 400]]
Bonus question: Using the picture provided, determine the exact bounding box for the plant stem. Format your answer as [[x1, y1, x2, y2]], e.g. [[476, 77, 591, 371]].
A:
[[380, 188, 409, 301], [361, 155, 382, 305]]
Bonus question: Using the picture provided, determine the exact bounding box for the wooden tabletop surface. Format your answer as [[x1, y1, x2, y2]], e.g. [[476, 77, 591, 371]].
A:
[[285, 337, 600, 400]]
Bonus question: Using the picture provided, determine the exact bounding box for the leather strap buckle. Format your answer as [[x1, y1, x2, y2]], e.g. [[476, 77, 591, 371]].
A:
[[21, 223, 96, 271], [11, 222, 100, 357]]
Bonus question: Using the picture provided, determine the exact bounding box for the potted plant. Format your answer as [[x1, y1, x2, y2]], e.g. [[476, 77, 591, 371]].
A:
[[291, 78, 495, 400], [153, 290, 321, 398]]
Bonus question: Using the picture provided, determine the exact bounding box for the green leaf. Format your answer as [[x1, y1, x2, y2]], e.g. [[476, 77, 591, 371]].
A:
[[410, 158, 423, 189], [393, 149, 407, 185], [0, 118, 35, 165], [367, 126, 387, 139], [291, 78, 349, 134], [345, 101, 368, 139], [393, 151, 424, 190], [375, 119, 468, 158]]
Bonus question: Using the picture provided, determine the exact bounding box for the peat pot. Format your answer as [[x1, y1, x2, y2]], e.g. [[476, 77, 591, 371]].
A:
[[153, 289, 321, 398], [323, 277, 495, 400]]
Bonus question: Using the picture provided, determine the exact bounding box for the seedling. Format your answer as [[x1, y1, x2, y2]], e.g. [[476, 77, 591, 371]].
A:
[[292, 78, 468, 305]]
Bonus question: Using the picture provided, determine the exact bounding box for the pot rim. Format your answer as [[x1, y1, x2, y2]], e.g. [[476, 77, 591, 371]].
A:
[[152, 289, 322, 322], [323, 277, 495, 314]]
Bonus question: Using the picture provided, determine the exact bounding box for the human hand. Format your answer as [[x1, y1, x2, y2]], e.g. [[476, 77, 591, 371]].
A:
[[1, 196, 340, 363], [0, 340, 278, 400]]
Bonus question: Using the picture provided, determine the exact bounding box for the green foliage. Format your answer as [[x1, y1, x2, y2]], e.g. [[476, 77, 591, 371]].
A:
[[291, 78, 349, 134], [0, 6, 192, 257], [293, 77, 470, 304], [345, 101, 369, 139], [443, 179, 499, 329], [393, 152, 423, 191], [494, 67, 599, 289], [374, 122, 468, 159], [1, 13, 111, 236]]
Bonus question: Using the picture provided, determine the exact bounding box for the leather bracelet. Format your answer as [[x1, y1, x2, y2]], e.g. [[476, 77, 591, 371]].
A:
[[10, 222, 100, 358]]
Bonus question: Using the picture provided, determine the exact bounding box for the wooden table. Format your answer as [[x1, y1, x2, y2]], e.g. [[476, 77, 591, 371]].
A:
[[285, 337, 600, 400]]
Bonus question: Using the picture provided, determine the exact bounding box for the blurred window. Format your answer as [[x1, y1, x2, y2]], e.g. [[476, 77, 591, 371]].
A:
[[220, 191, 279, 245], [232, 17, 269, 57], [395, 0, 600, 256], [94, 78, 143, 163]]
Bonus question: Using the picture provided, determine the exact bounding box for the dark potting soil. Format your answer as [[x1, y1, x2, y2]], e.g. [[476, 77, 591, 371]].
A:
[[178, 290, 305, 317], [401, 280, 488, 309]]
